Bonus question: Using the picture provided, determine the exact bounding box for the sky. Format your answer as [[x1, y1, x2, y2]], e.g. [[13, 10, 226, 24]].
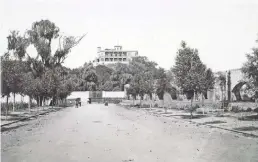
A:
[[1, 0, 258, 71]]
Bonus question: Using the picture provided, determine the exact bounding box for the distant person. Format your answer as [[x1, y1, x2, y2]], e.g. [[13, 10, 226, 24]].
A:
[[75, 100, 78, 108]]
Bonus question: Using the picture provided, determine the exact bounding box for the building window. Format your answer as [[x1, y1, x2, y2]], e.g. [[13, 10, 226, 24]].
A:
[[123, 58, 126, 61], [119, 52, 122, 54], [101, 58, 104, 61], [105, 52, 108, 56], [105, 58, 109, 61], [110, 58, 113, 61], [123, 52, 127, 56], [114, 58, 118, 61], [119, 58, 122, 61], [115, 54, 117, 57], [97, 59, 99, 62]]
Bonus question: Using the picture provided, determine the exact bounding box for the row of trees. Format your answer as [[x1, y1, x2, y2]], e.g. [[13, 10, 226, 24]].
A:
[[1, 19, 85, 113], [64, 55, 176, 104]]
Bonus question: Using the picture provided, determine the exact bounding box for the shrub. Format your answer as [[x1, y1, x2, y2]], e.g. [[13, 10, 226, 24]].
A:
[[141, 104, 150, 108], [242, 94, 250, 101], [231, 106, 244, 113], [178, 96, 183, 101], [193, 104, 200, 109], [254, 107, 258, 113], [1, 102, 37, 112], [246, 107, 252, 112], [59, 103, 69, 107], [191, 104, 200, 112], [135, 104, 140, 108], [113, 100, 121, 104], [179, 107, 185, 110]]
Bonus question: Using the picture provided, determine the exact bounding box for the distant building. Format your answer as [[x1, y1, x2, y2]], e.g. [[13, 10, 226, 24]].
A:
[[92, 45, 138, 66]]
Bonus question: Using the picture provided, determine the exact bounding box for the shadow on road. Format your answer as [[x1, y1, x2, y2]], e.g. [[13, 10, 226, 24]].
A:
[[234, 126, 258, 131], [1, 124, 28, 132]]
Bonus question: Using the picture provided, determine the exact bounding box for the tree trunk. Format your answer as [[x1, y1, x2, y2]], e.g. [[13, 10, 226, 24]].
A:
[[20, 95, 22, 111], [42, 96, 45, 110], [40, 96, 43, 106], [13, 93, 16, 112], [28, 96, 31, 112], [57, 97, 59, 107], [190, 97, 193, 119], [36, 96, 39, 107], [6, 96, 9, 120], [52, 96, 54, 109], [202, 93, 205, 115]]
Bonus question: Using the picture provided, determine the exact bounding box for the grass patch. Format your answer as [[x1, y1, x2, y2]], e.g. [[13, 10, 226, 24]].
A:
[[238, 115, 258, 121], [234, 126, 258, 131], [181, 114, 208, 119], [215, 114, 231, 117], [202, 120, 227, 125]]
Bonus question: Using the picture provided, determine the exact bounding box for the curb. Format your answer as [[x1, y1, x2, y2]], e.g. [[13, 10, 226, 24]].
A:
[[1, 109, 56, 127], [189, 120, 258, 138]]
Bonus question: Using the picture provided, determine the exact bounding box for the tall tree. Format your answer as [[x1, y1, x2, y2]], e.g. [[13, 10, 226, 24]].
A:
[[126, 56, 158, 104], [4, 19, 85, 107], [242, 37, 258, 102], [172, 41, 207, 118]]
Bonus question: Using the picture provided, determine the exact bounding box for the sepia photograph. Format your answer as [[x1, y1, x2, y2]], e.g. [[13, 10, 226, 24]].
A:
[[1, 0, 258, 161]]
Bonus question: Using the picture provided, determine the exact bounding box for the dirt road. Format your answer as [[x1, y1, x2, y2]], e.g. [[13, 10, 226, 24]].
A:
[[1, 104, 258, 162]]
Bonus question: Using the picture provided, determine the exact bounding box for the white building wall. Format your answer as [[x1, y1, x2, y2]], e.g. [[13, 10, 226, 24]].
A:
[[102, 91, 125, 98]]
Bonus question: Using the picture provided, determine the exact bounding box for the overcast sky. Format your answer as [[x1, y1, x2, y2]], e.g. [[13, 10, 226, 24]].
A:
[[1, 0, 258, 71]]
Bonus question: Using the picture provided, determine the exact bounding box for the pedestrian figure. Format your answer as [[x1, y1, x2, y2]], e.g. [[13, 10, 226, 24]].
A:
[[88, 98, 91, 104], [75, 100, 78, 108]]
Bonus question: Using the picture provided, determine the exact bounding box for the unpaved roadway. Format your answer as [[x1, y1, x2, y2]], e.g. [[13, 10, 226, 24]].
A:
[[1, 104, 258, 162]]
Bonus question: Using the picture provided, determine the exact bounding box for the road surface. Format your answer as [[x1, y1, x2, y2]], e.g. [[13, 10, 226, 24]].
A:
[[1, 104, 258, 162]]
